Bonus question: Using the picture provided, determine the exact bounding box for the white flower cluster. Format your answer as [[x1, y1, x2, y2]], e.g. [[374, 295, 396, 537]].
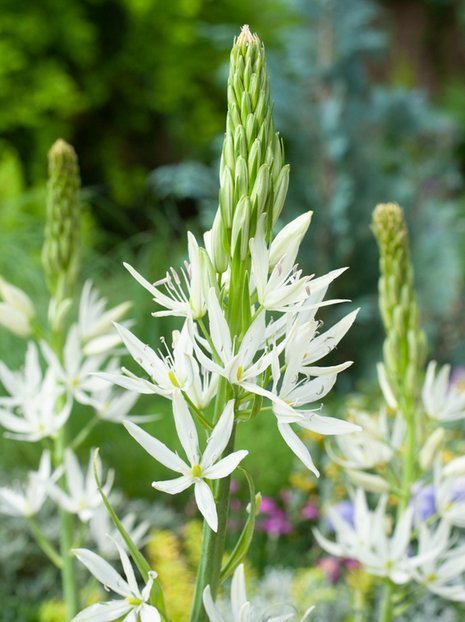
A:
[[100, 211, 358, 534], [318, 360, 465, 603]]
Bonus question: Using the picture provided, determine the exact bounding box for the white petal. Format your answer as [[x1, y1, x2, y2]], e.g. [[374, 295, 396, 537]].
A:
[[194, 480, 218, 532], [172, 392, 199, 465], [124, 421, 188, 474], [96, 372, 161, 395], [139, 605, 162, 622], [231, 564, 248, 611], [202, 586, 224, 622], [298, 413, 361, 435], [201, 400, 235, 468], [152, 475, 192, 495], [207, 289, 232, 363], [72, 601, 131, 621], [203, 450, 248, 480], [73, 548, 131, 597], [277, 422, 319, 476]]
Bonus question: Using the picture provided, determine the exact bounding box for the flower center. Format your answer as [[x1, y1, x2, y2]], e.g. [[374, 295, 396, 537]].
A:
[[127, 595, 143, 606], [192, 464, 202, 478], [236, 366, 243, 381]]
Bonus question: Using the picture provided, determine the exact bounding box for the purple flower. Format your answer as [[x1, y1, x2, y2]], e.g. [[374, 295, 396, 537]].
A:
[[325, 500, 354, 532], [411, 483, 436, 521], [301, 501, 319, 521], [258, 496, 292, 535]]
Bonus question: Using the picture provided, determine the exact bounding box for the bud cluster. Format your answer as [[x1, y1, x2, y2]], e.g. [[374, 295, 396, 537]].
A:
[[42, 139, 81, 296], [211, 25, 290, 271], [371, 202, 426, 401]]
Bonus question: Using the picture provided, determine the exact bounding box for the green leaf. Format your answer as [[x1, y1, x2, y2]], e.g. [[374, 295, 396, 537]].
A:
[[93, 449, 170, 620], [220, 466, 257, 583]]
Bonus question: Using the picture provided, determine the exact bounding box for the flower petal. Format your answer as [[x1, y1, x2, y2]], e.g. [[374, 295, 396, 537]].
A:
[[152, 475, 192, 495], [194, 479, 218, 532], [124, 421, 188, 474], [277, 422, 319, 476], [203, 450, 248, 480], [72, 600, 131, 621], [172, 392, 199, 465], [201, 400, 235, 469], [73, 548, 131, 597]]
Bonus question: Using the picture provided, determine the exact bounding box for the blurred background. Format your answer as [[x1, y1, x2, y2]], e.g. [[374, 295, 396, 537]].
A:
[[1, 0, 465, 618]]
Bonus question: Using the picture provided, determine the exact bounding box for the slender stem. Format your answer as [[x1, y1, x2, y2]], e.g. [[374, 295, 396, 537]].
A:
[[28, 517, 63, 568], [189, 428, 236, 622], [55, 429, 78, 620], [398, 398, 416, 514], [379, 580, 394, 622]]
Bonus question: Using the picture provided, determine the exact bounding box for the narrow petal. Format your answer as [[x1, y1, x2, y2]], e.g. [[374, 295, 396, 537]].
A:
[[231, 564, 248, 611], [207, 289, 232, 363], [172, 392, 199, 465], [277, 422, 319, 476], [73, 600, 131, 621], [194, 480, 218, 532], [203, 450, 248, 479], [297, 413, 361, 436], [124, 421, 188, 474], [201, 400, 235, 469], [73, 548, 131, 597], [152, 475, 192, 495], [202, 586, 224, 622]]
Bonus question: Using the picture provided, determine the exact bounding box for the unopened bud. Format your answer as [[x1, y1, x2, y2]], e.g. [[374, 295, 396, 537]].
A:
[[231, 196, 251, 260], [443, 454, 465, 478], [347, 469, 390, 494], [419, 428, 445, 471], [250, 163, 270, 216], [219, 166, 234, 228], [42, 139, 81, 296], [272, 164, 290, 224], [269, 211, 312, 269], [209, 211, 229, 274]]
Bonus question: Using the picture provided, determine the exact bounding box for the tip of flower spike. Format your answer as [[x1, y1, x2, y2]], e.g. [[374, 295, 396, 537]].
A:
[[236, 24, 259, 46], [48, 138, 77, 161]]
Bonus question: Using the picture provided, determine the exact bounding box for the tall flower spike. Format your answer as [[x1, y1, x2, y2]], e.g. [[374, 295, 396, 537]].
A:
[[42, 139, 81, 297], [211, 25, 290, 271], [371, 203, 426, 402]]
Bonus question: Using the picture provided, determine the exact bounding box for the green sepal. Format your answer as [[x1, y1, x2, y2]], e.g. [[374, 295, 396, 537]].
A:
[[220, 467, 257, 583], [93, 449, 169, 620]]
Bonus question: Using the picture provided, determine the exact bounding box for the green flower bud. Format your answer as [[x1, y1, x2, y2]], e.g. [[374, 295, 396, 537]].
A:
[[372, 202, 426, 403], [42, 139, 81, 296]]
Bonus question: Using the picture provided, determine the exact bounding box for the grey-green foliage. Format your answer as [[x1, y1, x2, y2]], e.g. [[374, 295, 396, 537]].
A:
[[271, 0, 463, 363]]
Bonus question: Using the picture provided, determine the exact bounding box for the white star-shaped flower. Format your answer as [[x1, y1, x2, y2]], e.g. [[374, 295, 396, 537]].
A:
[[73, 541, 160, 621], [422, 361, 465, 422], [124, 394, 247, 532]]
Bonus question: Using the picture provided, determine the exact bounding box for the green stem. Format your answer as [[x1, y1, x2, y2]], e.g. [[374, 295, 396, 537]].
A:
[[55, 429, 78, 620], [379, 580, 394, 622], [398, 398, 415, 515], [70, 416, 98, 450], [28, 517, 63, 568], [189, 428, 235, 622]]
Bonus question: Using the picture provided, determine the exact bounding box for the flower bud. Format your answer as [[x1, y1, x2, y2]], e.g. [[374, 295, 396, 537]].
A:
[[231, 196, 251, 260], [419, 428, 445, 471], [346, 469, 390, 494], [42, 139, 81, 297], [269, 211, 312, 269], [272, 164, 290, 224], [443, 455, 465, 478]]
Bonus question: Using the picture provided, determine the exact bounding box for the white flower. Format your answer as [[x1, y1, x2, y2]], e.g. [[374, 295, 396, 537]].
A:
[[41, 325, 107, 404], [193, 289, 282, 391], [73, 541, 160, 621], [0, 450, 51, 517], [124, 394, 248, 532], [99, 322, 195, 398], [329, 410, 402, 471], [422, 361, 465, 422], [434, 461, 465, 527], [0, 342, 45, 408], [78, 281, 132, 356], [409, 520, 465, 602], [314, 490, 418, 584], [0, 369, 71, 441], [47, 450, 113, 522], [250, 217, 312, 311], [124, 231, 211, 320], [0, 276, 35, 337], [203, 564, 314, 622]]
